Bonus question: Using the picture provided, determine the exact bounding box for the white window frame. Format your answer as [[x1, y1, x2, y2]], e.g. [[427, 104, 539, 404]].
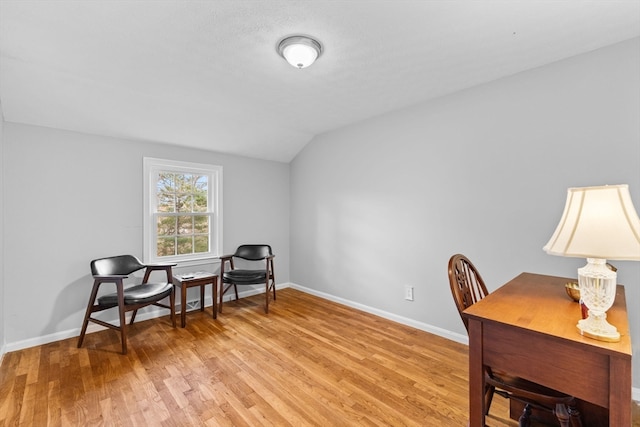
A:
[[143, 157, 222, 265]]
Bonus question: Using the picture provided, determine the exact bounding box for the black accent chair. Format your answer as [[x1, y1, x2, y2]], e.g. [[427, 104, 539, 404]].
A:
[[448, 254, 582, 427], [219, 244, 275, 314], [78, 255, 176, 354]]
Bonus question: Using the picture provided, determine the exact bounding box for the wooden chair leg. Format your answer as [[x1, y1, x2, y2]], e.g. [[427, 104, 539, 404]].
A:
[[518, 403, 532, 427], [265, 281, 269, 314], [270, 261, 276, 301], [219, 283, 224, 314], [117, 286, 128, 355], [78, 281, 101, 348], [129, 309, 138, 325], [118, 307, 128, 355], [484, 384, 495, 415], [567, 403, 582, 427], [169, 287, 176, 327], [554, 403, 570, 427], [219, 283, 236, 313]]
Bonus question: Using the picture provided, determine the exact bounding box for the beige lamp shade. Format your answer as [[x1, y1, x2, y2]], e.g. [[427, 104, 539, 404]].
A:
[[543, 184, 640, 260]]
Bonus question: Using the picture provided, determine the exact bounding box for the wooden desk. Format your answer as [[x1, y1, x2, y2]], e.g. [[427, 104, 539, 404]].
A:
[[173, 273, 218, 328], [463, 272, 632, 427]]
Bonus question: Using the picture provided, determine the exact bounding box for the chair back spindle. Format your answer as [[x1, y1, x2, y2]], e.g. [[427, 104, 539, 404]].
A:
[[448, 254, 488, 332]]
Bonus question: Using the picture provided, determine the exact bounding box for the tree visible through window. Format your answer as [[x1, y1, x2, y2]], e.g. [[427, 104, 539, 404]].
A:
[[144, 158, 222, 264], [156, 172, 209, 257]]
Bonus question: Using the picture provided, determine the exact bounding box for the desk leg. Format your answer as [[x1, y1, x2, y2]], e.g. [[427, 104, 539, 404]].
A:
[[212, 277, 218, 319], [468, 318, 485, 427], [181, 284, 187, 328], [610, 355, 631, 426]]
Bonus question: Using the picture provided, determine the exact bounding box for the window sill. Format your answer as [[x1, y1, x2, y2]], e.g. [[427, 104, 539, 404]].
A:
[[175, 257, 221, 269]]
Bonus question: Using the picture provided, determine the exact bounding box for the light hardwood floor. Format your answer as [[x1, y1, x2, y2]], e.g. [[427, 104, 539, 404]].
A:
[[1, 288, 638, 426]]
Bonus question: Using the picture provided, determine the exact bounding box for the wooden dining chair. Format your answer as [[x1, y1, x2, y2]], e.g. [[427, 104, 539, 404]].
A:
[[219, 244, 276, 314], [448, 254, 583, 427], [78, 254, 176, 354]]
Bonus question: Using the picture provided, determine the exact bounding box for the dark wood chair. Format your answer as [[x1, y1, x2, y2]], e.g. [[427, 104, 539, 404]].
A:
[[219, 244, 275, 314], [448, 254, 583, 427], [78, 255, 176, 354]]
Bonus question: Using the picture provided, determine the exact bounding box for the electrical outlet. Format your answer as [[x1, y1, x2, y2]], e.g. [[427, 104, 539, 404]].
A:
[[404, 285, 414, 301]]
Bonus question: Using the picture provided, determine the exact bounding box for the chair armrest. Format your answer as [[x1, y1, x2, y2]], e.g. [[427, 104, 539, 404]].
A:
[[145, 263, 177, 269], [219, 255, 235, 275], [142, 263, 175, 283]]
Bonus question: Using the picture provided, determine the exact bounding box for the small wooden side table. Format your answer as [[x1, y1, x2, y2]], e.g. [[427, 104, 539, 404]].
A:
[[173, 272, 218, 328]]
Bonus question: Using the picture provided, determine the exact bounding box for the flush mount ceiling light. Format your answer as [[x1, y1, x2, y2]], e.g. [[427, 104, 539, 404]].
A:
[[277, 35, 322, 69]]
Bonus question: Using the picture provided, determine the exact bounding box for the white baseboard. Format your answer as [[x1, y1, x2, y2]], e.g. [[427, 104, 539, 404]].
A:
[[3, 282, 639, 401]]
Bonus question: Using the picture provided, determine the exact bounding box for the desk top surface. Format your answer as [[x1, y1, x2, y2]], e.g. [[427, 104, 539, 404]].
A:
[[463, 272, 632, 357]]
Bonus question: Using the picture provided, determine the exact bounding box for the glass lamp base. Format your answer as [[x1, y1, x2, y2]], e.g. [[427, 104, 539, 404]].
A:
[[576, 258, 620, 343], [576, 314, 620, 342]]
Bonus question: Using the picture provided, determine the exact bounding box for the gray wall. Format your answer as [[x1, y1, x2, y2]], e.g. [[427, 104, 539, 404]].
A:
[[2, 123, 289, 347], [290, 38, 640, 388], [0, 102, 5, 358]]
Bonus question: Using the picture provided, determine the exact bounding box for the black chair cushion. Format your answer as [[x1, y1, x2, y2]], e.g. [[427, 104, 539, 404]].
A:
[[223, 269, 267, 284], [98, 282, 173, 306]]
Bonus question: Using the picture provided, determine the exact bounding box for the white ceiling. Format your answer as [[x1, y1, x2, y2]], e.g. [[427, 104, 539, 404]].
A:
[[1, 1, 639, 163]]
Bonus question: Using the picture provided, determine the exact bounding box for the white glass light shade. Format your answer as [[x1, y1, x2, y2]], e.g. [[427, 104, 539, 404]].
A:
[[277, 36, 322, 69], [543, 184, 640, 260]]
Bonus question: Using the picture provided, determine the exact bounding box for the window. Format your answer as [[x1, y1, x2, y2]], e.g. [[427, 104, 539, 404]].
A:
[[144, 158, 222, 264]]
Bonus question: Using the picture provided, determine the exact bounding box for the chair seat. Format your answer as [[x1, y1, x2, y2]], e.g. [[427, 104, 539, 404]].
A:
[[223, 269, 267, 284], [98, 282, 173, 305]]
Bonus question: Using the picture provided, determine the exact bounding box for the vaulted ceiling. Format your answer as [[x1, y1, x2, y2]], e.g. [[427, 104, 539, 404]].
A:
[[1, 1, 639, 162]]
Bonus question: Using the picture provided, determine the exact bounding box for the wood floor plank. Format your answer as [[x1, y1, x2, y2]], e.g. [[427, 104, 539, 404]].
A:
[[1, 287, 639, 426]]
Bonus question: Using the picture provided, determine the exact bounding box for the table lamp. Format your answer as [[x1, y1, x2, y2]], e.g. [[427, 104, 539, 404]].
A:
[[543, 184, 640, 342]]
